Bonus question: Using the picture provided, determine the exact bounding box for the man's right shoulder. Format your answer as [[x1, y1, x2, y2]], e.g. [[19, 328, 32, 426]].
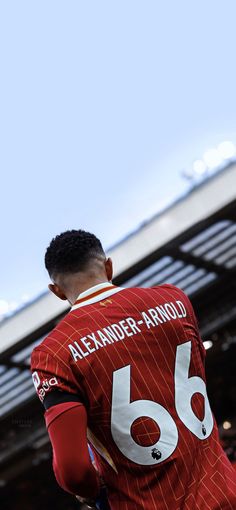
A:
[[127, 284, 183, 297]]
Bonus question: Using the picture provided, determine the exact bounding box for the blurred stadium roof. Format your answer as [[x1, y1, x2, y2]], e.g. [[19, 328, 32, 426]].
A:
[[0, 161, 236, 491]]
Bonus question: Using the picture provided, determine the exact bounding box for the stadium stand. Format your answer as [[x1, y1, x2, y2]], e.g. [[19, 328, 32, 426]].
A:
[[0, 162, 236, 508]]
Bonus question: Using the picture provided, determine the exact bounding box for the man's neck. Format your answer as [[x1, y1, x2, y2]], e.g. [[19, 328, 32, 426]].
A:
[[70, 278, 110, 305]]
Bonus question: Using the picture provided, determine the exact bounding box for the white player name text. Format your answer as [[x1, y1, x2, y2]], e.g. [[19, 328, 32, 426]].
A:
[[68, 300, 187, 362]]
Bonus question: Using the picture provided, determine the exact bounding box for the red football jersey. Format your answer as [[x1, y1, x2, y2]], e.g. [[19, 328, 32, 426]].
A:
[[31, 283, 236, 509]]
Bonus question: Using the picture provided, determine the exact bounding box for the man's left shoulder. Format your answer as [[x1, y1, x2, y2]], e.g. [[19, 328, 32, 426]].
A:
[[30, 314, 75, 374], [35, 313, 76, 355]]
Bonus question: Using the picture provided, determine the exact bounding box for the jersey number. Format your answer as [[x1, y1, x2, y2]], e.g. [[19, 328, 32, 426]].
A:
[[111, 341, 214, 465]]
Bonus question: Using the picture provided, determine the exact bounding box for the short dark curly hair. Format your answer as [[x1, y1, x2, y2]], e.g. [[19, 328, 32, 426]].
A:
[[45, 230, 105, 277]]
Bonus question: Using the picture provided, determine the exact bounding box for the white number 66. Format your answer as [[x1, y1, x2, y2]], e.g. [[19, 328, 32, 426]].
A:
[[111, 341, 213, 465]]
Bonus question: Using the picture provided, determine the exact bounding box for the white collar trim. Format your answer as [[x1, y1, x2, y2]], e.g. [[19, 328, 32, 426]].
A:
[[71, 282, 124, 310]]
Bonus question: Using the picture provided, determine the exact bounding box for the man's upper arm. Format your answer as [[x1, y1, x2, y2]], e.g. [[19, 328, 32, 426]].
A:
[[31, 346, 99, 497], [31, 346, 83, 409]]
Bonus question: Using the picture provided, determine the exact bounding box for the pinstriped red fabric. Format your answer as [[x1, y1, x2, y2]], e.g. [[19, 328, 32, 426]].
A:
[[31, 284, 236, 509]]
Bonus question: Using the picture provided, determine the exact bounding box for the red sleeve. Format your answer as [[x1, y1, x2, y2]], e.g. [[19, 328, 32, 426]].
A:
[[31, 347, 81, 404], [45, 402, 99, 498]]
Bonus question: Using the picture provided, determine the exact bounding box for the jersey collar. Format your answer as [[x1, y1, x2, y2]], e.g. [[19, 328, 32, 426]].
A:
[[71, 282, 124, 310]]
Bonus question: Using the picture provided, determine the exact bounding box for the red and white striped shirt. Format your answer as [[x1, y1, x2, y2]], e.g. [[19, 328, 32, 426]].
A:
[[31, 282, 236, 509]]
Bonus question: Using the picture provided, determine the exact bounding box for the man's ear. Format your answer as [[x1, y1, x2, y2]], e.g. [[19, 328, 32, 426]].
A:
[[105, 257, 113, 282], [48, 283, 67, 301]]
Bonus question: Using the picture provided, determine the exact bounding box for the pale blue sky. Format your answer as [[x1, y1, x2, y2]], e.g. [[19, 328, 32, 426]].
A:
[[1, 1, 236, 317]]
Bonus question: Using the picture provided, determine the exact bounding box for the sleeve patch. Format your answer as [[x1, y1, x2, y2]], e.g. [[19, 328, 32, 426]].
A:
[[31, 370, 59, 402]]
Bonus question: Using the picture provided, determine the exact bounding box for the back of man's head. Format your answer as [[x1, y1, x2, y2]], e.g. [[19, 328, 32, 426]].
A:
[[45, 229, 105, 279]]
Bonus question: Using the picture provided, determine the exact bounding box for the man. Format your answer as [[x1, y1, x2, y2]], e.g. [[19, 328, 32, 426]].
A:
[[31, 229, 236, 509]]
